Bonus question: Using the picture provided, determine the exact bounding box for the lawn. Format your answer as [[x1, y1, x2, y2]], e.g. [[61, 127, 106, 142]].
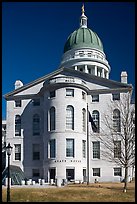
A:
[[2, 182, 135, 202]]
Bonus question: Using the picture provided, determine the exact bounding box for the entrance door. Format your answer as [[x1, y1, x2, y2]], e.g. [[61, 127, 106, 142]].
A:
[[66, 169, 74, 181], [83, 169, 87, 182], [49, 168, 56, 182]]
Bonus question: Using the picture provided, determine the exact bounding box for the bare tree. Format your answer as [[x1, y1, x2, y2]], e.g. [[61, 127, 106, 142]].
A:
[[94, 91, 135, 192]]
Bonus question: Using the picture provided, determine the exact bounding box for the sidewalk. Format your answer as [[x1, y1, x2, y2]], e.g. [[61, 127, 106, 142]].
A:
[[2, 184, 64, 188]]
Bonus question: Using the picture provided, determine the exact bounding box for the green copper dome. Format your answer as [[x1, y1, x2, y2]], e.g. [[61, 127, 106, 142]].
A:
[[63, 27, 103, 53]]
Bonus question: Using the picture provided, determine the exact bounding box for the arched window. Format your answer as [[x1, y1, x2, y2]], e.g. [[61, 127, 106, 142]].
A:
[[66, 105, 74, 130], [50, 107, 56, 131], [15, 115, 21, 136], [92, 110, 100, 133], [113, 109, 121, 132], [33, 114, 40, 135], [82, 108, 86, 132]]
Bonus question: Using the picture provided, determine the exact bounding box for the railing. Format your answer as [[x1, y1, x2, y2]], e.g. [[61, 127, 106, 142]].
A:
[[48, 77, 87, 87]]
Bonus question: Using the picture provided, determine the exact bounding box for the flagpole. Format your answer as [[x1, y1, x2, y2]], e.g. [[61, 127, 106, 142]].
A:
[[87, 103, 89, 185]]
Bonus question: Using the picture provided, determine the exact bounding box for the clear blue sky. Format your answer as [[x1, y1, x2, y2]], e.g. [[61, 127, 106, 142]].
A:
[[2, 2, 135, 120]]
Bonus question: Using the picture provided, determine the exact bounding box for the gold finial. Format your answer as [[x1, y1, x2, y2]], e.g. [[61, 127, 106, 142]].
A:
[[82, 4, 85, 14]]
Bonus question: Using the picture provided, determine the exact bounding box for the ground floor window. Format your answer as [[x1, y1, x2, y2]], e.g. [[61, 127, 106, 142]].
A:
[[114, 168, 122, 176], [83, 168, 87, 182], [66, 168, 75, 181], [49, 168, 56, 182], [93, 168, 100, 177], [32, 169, 40, 177]]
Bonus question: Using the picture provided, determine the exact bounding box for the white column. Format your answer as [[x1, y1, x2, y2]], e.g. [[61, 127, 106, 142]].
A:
[[85, 65, 88, 73], [75, 66, 78, 71], [102, 69, 104, 78], [106, 72, 109, 79], [95, 66, 97, 76]]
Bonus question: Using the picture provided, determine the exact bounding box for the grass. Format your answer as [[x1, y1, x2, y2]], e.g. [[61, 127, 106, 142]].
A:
[[2, 181, 135, 202]]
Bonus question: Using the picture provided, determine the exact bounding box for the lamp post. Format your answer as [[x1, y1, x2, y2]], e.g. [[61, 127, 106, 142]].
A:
[[6, 143, 13, 202]]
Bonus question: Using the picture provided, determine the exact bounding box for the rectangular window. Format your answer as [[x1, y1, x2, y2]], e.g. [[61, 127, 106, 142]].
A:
[[112, 93, 120, 101], [93, 141, 100, 159], [33, 98, 40, 106], [33, 144, 40, 160], [15, 144, 21, 160], [32, 169, 40, 177], [50, 91, 56, 98], [92, 95, 99, 102], [15, 100, 21, 107], [114, 141, 121, 158], [93, 168, 100, 177], [82, 140, 86, 158], [50, 139, 56, 158], [66, 139, 74, 157], [82, 91, 86, 100], [66, 89, 74, 97], [114, 168, 122, 176]]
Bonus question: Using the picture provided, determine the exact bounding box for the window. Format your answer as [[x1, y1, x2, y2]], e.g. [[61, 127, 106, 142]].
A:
[[114, 141, 121, 158], [82, 140, 86, 158], [66, 106, 74, 130], [112, 93, 120, 101], [33, 98, 40, 106], [114, 168, 122, 176], [92, 110, 100, 133], [113, 109, 121, 132], [33, 144, 40, 160], [50, 90, 56, 98], [50, 107, 56, 131], [15, 115, 21, 136], [49, 139, 56, 158], [93, 168, 100, 177], [82, 109, 86, 132], [66, 169, 75, 181], [66, 139, 74, 157], [32, 169, 40, 177], [15, 100, 21, 107], [33, 114, 40, 135], [92, 95, 99, 102], [82, 91, 86, 100], [66, 89, 74, 97], [15, 144, 21, 160], [93, 141, 100, 159]]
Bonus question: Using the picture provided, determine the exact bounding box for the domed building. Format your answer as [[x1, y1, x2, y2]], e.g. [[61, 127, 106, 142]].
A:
[[4, 5, 134, 185]]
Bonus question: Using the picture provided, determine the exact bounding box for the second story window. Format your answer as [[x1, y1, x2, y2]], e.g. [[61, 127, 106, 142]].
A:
[[15, 115, 21, 136], [93, 141, 100, 159], [15, 144, 21, 160], [33, 98, 40, 106], [33, 114, 40, 136], [33, 144, 40, 160], [66, 89, 74, 97], [114, 141, 121, 158], [66, 139, 74, 157], [49, 139, 56, 158], [82, 140, 86, 158], [50, 107, 56, 131], [15, 100, 22, 107], [92, 95, 99, 102]]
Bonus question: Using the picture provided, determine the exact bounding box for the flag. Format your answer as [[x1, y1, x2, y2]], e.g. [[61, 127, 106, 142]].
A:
[[89, 111, 98, 133]]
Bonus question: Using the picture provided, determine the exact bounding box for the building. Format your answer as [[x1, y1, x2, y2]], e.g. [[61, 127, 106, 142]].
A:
[[4, 5, 134, 184], [2, 120, 6, 172]]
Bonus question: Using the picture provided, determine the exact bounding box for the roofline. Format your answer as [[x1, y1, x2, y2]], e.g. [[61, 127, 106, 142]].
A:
[[4, 67, 64, 99], [4, 67, 133, 99]]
